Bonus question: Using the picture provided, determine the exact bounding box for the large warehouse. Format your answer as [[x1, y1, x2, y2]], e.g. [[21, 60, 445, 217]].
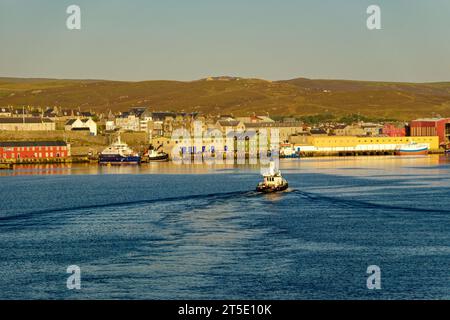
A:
[[0, 141, 70, 161], [410, 118, 450, 147], [0, 118, 56, 131]]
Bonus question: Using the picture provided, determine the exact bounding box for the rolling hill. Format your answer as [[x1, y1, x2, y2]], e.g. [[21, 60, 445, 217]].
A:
[[1, 76, 450, 120]]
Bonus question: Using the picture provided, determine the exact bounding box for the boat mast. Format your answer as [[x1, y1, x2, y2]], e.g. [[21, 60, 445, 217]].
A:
[[117, 130, 122, 144]]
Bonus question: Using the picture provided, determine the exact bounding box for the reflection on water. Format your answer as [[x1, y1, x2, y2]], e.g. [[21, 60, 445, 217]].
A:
[[2, 155, 449, 176]]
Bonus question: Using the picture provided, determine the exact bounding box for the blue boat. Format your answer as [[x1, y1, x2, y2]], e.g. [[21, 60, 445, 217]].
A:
[[99, 135, 141, 165], [280, 153, 300, 159], [99, 154, 141, 164]]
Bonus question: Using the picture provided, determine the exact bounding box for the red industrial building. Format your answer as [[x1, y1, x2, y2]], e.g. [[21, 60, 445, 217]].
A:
[[410, 118, 450, 148], [382, 123, 406, 137], [0, 141, 70, 161]]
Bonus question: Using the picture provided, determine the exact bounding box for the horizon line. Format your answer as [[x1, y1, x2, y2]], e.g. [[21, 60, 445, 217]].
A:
[[1, 75, 450, 85]]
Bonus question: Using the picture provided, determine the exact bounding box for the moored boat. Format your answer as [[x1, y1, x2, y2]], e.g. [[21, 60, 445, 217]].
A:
[[280, 144, 300, 159], [256, 160, 289, 193], [395, 142, 429, 156], [0, 163, 13, 170], [99, 135, 141, 165], [144, 144, 169, 162]]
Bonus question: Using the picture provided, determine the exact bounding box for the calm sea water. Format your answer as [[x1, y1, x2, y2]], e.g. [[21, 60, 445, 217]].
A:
[[1, 156, 450, 300]]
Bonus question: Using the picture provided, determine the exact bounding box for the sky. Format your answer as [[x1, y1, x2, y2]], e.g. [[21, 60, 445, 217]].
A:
[[1, 0, 450, 82]]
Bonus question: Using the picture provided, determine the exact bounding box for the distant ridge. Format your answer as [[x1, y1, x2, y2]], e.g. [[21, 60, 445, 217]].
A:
[[1, 76, 450, 120]]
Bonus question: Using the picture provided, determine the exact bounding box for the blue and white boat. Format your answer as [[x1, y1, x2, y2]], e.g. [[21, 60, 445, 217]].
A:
[[395, 142, 428, 156], [280, 144, 300, 159], [99, 135, 141, 165]]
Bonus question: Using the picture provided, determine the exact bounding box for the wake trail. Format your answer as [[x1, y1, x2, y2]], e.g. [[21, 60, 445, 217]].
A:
[[0, 190, 255, 223]]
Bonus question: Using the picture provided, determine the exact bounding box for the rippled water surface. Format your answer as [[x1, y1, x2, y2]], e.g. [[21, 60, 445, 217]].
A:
[[1, 156, 450, 299]]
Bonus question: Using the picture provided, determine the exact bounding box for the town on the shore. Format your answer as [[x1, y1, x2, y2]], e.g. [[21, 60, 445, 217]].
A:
[[0, 105, 449, 166]]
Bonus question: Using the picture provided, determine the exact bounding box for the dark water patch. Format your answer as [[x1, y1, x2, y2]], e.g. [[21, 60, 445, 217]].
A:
[[291, 189, 450, 215]]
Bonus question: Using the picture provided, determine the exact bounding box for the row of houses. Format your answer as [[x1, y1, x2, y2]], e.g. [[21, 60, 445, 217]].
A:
[[0, 118, 56, 131], [307, 122, 404, 137], [1, 104, 449, 148], [106, 109, 306, 142], [0, 106, 99, 135], [0, 106, 96, 119], [106, 108, 201, 136], [0, 117, 98, 136]]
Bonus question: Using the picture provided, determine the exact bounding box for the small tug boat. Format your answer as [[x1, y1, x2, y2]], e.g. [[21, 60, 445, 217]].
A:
[[256, 160, 289, 193], [99, 134, 141, 165], [145, 144, 169, 162]]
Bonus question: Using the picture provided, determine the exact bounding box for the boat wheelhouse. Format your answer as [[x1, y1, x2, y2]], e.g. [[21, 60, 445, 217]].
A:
[[256, 160, 289, 193]]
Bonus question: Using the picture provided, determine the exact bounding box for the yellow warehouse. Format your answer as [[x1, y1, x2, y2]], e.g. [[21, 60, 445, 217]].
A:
[[296, 136, 440, 153]]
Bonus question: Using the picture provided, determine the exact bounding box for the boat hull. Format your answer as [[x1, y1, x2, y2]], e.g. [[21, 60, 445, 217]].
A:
[[256, 183, 289, 193], [395, 149, 428, 156], [280, 154, 300, 159], [148, 154, 169, 162], [0, 163, 13, 170], [99, 155, 141, 165]]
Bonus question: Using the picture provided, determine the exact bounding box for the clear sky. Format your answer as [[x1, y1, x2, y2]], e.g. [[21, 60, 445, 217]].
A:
[[1, 0, 450, 82]]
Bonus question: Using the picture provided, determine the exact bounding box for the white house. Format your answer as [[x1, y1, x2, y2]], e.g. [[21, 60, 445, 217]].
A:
[[115, 108, 153, 132], [115, 113, 140, 131], [106, 120, 116, 131], [65, 118, 98, 136]]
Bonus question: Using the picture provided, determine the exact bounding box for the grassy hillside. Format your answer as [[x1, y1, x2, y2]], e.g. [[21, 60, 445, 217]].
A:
[[1, 77, 450, 120]]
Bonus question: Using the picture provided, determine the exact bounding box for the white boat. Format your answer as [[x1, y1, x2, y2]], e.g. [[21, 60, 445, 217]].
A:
[[256, 160, 289, 193], [395, 142, 428, 156], [99, 135, 141, 165]]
